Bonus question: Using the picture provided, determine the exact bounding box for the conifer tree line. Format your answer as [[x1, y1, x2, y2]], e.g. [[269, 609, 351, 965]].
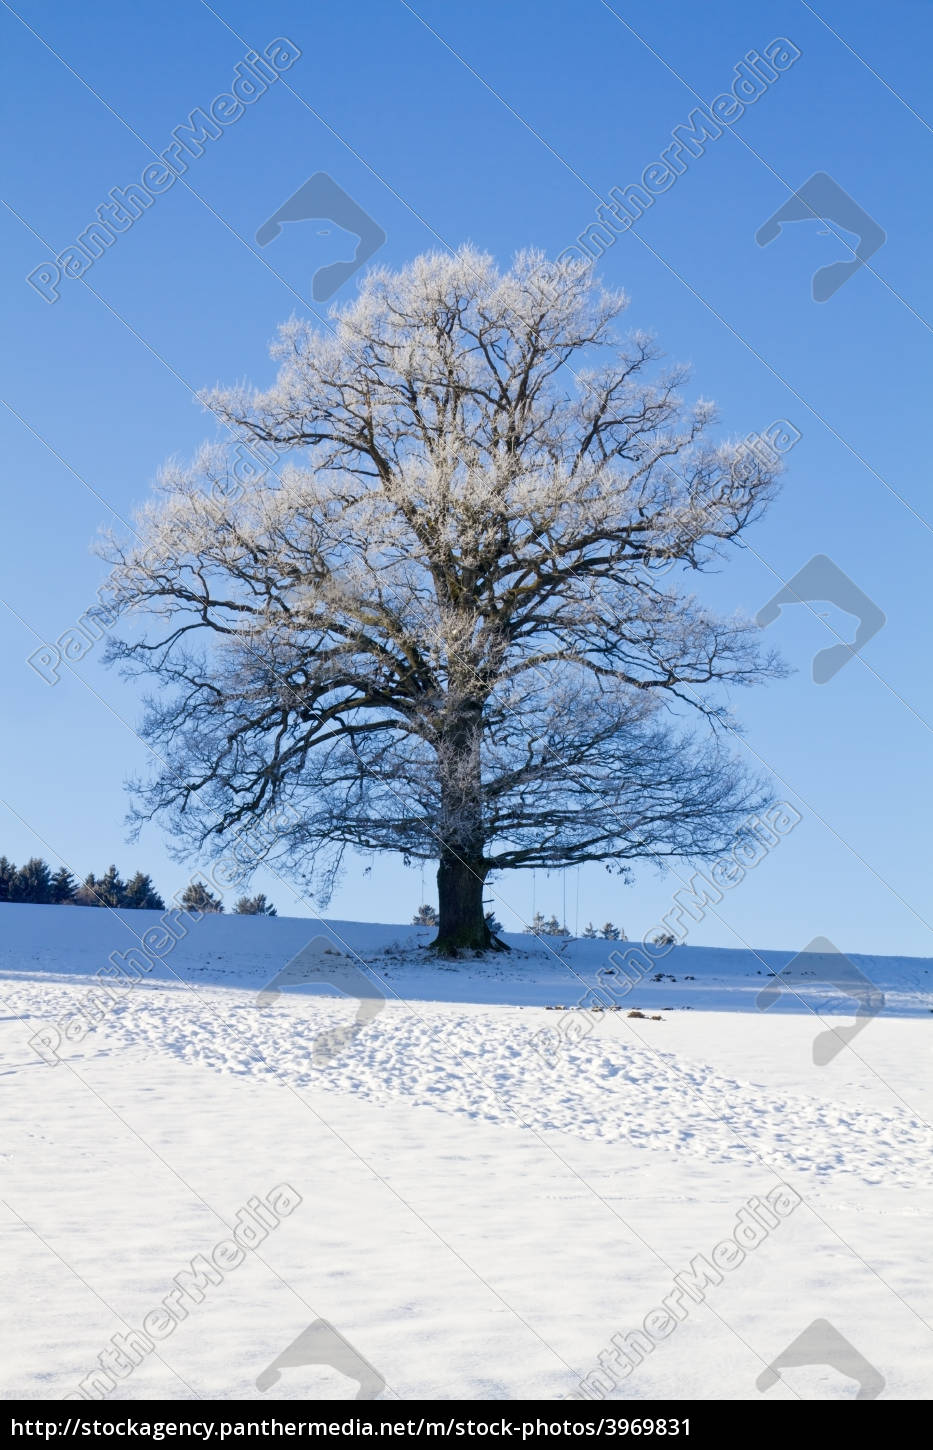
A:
[[0, 856, 276, 915], [411, 904, 625, 940], [528, 915, 626, 940]]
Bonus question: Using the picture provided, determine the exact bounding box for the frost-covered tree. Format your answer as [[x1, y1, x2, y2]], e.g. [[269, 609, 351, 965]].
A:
[[75, 868, 117, 907], [11, 857, 53, 904], [234, 892, 277, 915], [92, 865, 125, 909], [0, 857, 16, 902], [412, 903, 438, 926], [123, 871, 166, 910], [102, 249, 783, 953], [50, 866, 78, 904], [180, 881, 224, 914], [581, 922, 598, 939], [600, 922, 622, 941], [74, 872, 101, 907]]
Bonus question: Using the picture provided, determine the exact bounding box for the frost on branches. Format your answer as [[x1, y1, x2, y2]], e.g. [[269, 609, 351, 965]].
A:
[[102, 249, 785, 953]]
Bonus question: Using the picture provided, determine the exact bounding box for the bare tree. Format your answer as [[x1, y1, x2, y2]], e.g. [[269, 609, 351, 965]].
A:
[[103, 249, 783, 953]]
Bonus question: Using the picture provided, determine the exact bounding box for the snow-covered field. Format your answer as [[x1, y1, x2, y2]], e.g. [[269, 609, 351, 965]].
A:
[[1, 904, 931, 1401]]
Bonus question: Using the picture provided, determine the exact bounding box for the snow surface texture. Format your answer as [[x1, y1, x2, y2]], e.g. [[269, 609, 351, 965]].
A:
[[1, 904, 931, 1401]]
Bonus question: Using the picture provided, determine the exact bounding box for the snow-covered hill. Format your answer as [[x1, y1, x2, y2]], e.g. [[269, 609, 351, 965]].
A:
[[1, 904, 930, 1401], [3, 901, 931, 1010]]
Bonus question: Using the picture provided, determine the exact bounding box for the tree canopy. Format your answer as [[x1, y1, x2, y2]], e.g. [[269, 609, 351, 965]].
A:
[[102, 248, 783, 950]]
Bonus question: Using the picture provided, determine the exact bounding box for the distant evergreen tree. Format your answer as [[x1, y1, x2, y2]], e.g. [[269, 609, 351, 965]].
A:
[[600, 922, 621, 940], [525, 911, 571, 937], [581, 922, 598, 939], [11, 857, 54, 904], [0, 857, 165, 909], [234, 893, 277, 916], [0, 857, 17, 902], [50, 866, 77, 904], [412, 903, 438, 926], [93, 865, 125, 908], [180, 880, 224, 914], [74, 873, 102, 906], [122, 871, 165, 910], [651, 932, 676, 947]]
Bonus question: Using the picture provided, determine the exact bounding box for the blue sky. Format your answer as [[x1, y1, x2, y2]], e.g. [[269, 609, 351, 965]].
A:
[[1, 0, 930, 956]]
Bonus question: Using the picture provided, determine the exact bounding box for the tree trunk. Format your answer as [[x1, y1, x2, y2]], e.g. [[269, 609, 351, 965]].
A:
[[432, 850, 491, 953], [429, 699, 507, 954]]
